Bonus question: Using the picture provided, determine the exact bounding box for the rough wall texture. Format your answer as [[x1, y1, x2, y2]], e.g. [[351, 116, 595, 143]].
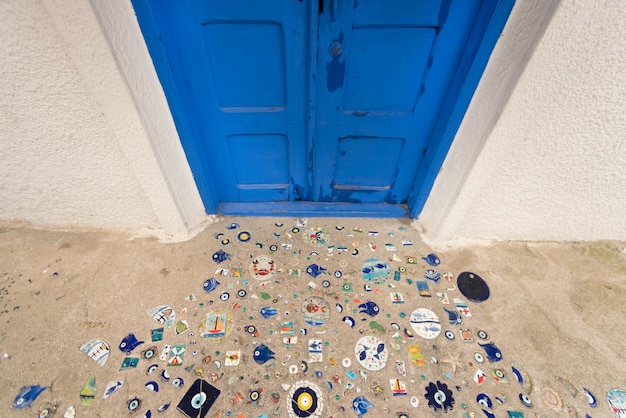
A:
[[420, 0, 626, 242], [0, 0, 155, 229], [0, 0, 206, 238], [1, 0, 624, 242]]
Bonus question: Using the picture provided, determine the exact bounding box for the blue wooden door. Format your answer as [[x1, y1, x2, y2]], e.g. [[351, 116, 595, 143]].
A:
[[314, 0, 493, 204], [132, 0, 514, 215], [134, 0, 309, 205]]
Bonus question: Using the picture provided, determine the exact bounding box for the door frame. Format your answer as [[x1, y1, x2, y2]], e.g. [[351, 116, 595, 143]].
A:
[[89, 0, 555, 226]]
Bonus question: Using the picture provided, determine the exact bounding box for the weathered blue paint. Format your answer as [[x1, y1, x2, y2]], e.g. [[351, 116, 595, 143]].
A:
[[132, 0, 514, 219], [325, 55, 346, 93], [312, 0, 490, 205], [407, 0, 516, 219], [132, 0, 309, 207], [326, 32, 346, 92]]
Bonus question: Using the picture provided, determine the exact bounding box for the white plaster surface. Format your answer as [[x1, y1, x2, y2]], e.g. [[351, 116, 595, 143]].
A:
[[0, 0, 207, 240], [1, 0, 624, 243], [419, 0, 626, 242]]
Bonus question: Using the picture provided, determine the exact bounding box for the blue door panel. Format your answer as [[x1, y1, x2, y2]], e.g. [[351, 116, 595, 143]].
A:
[[132, 0, 515, 216], [202, 23, 286, 109], [137, 0, 308, 204], [226, 133, 290, 202], [313, 0, 491, 204], [334, 136, 404, 188], [343, 28, 436, 112]]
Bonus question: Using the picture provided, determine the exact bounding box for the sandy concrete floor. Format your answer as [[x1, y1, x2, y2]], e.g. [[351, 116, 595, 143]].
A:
[[0, 217, 625, 418]]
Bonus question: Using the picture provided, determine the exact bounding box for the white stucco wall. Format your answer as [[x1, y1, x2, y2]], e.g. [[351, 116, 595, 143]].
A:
[[418, 0, 626, 242], [1, 0, 623, 242], [0, 0, 207, 240]]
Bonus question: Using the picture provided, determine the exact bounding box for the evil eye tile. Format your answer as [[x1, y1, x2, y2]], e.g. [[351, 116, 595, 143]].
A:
[[270, 245, 278, 252], [172, 378, 184, 388], [147, 364, 158, 374], [477, 393, 493, 409], [342, 316, 356, 328], [36, 403, 56, 418], [237, 231, 251, 242], [583, 388, 597, 407], [291, 227, 300, 233], [145, 381, 159, 392], [237, 289, 247, 298], [477, 330, 489, 340], [322, 280, 330, 288], [127, 397, 141, 413], [474, 352, 484, 363], [161, 369, 171, 382], [219, 292, 230, 301], [142, 347, 157, 360], [519, 393, 532, 407], [249, 390, 261, 402], [334, 270, 343, 278], [444, 330, 455, 340], [177, 378, 221, 417], [157, 403, 170, 412]]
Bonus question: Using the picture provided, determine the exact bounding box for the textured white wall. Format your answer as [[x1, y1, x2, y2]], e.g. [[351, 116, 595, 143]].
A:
[[419, 0, 626, 242], [1, 0, 623, 242], [0, 0, 207, 239]]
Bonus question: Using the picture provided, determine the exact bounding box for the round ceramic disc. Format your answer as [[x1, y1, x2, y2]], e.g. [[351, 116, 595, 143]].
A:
[[409, 308, 441, 339], [237, 231, 251, 242], [301, 297, 330, 326], [354, 335, 388, 371], [250, 256, 276, 280], [457, 272, 490, 302], [361, 258, 391, 284], [287, 381, 323, 418]]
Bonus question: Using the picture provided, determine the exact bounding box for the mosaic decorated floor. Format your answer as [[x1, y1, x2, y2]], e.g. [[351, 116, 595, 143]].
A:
[[0, 217, 625, 417]]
